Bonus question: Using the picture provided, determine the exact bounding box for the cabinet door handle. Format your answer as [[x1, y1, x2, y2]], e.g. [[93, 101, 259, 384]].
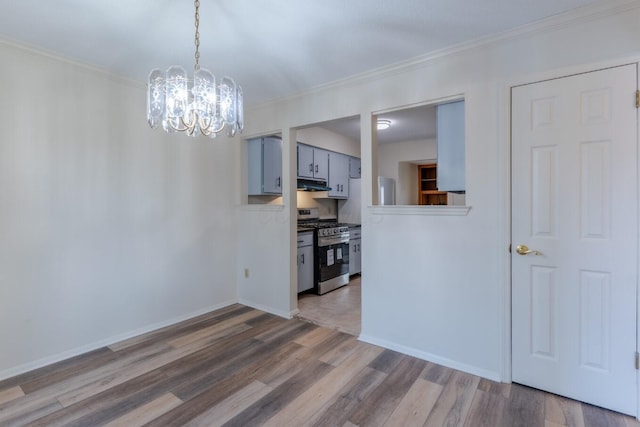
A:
[[309, 163, 313, 173], [276, 176, 281, 188], [301, 253, 305, 264], [315, 164, 319, 173]]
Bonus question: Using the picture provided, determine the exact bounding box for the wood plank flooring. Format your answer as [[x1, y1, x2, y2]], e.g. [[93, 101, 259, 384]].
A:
[[0, 304, 638, 426]]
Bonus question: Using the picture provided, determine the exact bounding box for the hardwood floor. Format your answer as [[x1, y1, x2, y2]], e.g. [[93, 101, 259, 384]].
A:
[[0, 304, 638, 426]]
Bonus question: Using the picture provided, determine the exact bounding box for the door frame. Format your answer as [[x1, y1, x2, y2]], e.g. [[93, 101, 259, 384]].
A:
[[500, 57, 640, 418]]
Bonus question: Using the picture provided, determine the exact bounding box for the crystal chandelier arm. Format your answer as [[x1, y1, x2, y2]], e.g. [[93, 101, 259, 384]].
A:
[[165, 116, 188, 132], [199, 116, 225, 136]]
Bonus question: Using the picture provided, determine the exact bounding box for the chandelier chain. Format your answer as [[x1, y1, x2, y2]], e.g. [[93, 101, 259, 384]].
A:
[[194, 0, 201, 71]]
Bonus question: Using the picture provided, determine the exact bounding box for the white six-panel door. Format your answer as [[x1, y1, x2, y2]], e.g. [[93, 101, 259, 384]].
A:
[[512, 64, 638, 416]]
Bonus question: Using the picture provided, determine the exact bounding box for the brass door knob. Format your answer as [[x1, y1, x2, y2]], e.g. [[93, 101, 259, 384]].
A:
[[515, 244, 541, 256]]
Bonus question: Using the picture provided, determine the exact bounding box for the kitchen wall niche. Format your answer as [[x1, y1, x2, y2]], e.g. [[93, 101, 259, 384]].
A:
[[246, 134, 285, 205], [374, 99, 465, 206]]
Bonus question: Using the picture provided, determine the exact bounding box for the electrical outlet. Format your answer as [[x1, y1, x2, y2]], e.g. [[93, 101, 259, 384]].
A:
[[244, 268, 249, 278]]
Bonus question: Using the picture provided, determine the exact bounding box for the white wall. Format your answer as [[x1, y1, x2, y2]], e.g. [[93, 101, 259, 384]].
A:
[[236, 127, 298, 318], [0, 41, 237, 378], [377, 138, 436, 205], [236, 205, 293, 317], [4, 0, 638, 385], [238, 1, 640, 382], [297, 126, 360, 157]]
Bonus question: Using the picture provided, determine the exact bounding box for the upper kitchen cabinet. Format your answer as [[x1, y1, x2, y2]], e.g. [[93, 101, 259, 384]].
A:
[[328, 152, 349, 199], [349, 157, 361, 179], [247, 136, 282, 195], [297, 144, 329, 181], [436, 100, 465, 192]]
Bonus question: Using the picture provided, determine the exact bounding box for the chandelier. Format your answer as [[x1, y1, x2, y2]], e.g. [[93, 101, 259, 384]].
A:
[[146, 0, 244, 138]]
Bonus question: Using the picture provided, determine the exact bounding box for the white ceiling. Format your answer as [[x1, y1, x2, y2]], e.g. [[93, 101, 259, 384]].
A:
[[313, 104, 438, 145], [0, 0, 605, 107], [0, 0, 607, 144]]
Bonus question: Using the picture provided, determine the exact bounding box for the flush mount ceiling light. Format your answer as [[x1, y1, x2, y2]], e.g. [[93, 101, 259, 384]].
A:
[[377, 119, 391, 130], [146, 0, 243, 138]]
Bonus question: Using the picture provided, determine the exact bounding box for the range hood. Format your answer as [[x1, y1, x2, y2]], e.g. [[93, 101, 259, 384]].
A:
[[297, 179, 332, 192]]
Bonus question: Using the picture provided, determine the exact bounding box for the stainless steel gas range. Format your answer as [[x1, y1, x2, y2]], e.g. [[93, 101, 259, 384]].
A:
[[298, 208, 350, 295]]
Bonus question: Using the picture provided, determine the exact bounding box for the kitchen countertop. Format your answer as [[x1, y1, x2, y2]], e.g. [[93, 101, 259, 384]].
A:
[[297, 224, 360, 232]]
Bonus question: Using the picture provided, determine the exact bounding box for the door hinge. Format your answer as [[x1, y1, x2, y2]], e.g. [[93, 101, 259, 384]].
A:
[[636, 90, 640, 108], [635, 352, 639, 370]]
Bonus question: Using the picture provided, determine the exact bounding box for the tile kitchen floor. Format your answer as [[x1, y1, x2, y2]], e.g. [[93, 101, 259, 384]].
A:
[[296, 276, 361, 335]]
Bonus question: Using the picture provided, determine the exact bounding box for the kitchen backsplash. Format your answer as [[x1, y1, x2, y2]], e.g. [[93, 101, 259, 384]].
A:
[[296, 192, 337, 219], [248, 195, 283, 205]]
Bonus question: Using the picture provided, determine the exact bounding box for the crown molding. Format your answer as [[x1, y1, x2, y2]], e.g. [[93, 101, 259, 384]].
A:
[[250, 0, 640, 111], [0, 36, 144, 89]]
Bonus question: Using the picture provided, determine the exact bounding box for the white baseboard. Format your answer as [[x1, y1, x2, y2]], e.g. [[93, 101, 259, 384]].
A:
[[358, 333, 502, 383], [237, 298, 298, 319], [0, 299, 237, 382]]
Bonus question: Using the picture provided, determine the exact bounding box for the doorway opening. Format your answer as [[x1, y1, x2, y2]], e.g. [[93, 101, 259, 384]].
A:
[[293, 117, 362, 336]]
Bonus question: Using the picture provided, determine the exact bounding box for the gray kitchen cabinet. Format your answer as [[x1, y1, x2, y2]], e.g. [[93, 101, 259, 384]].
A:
[[297, 144, 329, 181], [297, 231, 314, 293], [349, 157, 361, 178], [349, 226, 361, 275], [247, 136, 282, 195], [436, 100, 465, 192], [297, 144, 314, 178], [328, 151, 349, 198]]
